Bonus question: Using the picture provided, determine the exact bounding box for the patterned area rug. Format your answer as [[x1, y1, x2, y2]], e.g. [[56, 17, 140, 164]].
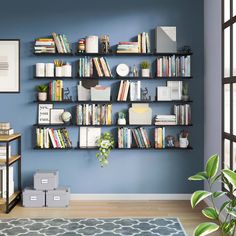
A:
[[0, 218, 186, 236]]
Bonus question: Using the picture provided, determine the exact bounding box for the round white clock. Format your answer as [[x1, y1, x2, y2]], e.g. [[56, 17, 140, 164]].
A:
[[116, 63, 130, 77]]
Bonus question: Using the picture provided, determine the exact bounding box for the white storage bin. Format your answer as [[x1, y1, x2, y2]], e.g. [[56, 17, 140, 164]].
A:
[[22, 188, 45, 208], [34, 170, 59, 190], [91, 86, 110, 101], [46, 187, 70, 208]]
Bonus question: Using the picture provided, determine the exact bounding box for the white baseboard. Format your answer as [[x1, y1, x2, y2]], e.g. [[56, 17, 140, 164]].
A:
[[70, 194, 192, 201]]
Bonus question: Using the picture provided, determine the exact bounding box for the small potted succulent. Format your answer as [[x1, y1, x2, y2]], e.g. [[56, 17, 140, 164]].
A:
[[96, 132, 114, 167], [36, 84, 48, 101], [140, 61, 151, 77], [182, 83, 189, 101]]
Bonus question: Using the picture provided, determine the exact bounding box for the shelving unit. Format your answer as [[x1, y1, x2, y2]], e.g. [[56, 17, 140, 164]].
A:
[[0, 134, 21, 213], [33, 46, 193, 151]]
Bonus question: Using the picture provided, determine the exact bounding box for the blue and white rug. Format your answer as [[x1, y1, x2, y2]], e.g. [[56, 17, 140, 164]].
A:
[[0, 218, 186, 236]]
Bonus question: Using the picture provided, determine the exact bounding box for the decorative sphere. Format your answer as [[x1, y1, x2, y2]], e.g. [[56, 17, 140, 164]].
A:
[[61, 111, 72, 123]]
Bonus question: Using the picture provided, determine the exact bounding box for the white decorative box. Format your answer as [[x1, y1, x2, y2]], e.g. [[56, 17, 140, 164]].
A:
[[91, 86, 110, 101]]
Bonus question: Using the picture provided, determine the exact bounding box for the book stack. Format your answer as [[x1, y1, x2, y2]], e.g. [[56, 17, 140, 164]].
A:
[[156, 55, 191, 77], [118, 128, 132, 148], [0, 145, 11, 160], [49, 80, 63, 101], [155, 115, 177, 125], [76, 104, 112, 125], [34, 38, 56, 54], [131, 127, 151, 148], [117, 42, 139, 54], [77, 57, 112, 77], [155, 127, 166, 148], [0, 122, 14, 135], [117, 80, 130, 101], [0, 167, 14, 198], [52, 32, 72, 53], [174, 104, 192, 125], [36, 128, 72, 149], [138, 32, 151, 53]]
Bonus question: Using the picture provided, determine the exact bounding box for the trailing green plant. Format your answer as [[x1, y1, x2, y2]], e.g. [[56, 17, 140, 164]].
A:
[[96, 132, 114, 167], [140, 61, 151, 69], [182, 83, 189, 96], [188, 154, 236, 236], [36, 85, 48, 92]]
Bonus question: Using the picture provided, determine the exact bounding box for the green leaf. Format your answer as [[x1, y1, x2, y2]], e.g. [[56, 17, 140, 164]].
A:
[[219, 201, 231, 213], [202, 207, 218, 220], [188, 172, 208, 181], [222, 169, 236, 189], [206, 154, 219, 178], [227, 207, 236, 217], [194, 222, 219, 236], [191, 191, 212, 208], [212, 191, 226, 198]]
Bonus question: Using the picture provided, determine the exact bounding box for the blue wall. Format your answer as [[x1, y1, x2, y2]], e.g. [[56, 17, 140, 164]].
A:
[[0, 0, 204, 193]]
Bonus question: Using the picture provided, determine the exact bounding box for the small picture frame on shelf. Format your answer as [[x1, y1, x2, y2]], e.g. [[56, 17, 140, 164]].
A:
[[38, 104, 53, 124], [50, 108, 64, 124]]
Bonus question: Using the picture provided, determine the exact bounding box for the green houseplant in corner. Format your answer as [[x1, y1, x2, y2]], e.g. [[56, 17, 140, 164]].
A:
[[96, 132, 114, 167], [188, 154, 236, 236]]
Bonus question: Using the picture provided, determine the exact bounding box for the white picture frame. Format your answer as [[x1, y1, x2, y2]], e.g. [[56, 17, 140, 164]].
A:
[[0, 40, 20, 93], [50, 109, 64, 124], [38, 104, 53, 124]]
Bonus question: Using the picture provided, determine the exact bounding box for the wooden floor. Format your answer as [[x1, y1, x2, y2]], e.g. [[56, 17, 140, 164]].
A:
[[0, 200, 212, 235]]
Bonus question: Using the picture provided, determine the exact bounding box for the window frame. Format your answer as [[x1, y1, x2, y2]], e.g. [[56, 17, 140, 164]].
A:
[[222, 0, 236, 188]]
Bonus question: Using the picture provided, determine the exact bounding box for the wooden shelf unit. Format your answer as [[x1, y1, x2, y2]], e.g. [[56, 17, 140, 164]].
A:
[[0, 133, 21, 213]]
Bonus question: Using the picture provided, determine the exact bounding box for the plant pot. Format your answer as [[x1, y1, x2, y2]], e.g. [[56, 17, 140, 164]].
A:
[[182, 95, 189, 101], [118, 118, 126, 125], [141, 69, 150, 77], [38, 92, 47, 101]]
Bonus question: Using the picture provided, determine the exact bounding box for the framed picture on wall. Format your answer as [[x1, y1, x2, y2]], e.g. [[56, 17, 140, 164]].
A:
[[38, 104, 53, 124], [0, 39, 20, 93], [50, 108, 64, 124]]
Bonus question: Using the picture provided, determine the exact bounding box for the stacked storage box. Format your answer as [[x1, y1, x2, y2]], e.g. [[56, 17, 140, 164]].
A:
[[23, 170, 70, 208]]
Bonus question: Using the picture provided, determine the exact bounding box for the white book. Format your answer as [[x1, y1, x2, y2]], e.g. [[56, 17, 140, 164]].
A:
[[87, 128, 101, 147], [79, 127, 87, 148], [0, 166, 14, 198]]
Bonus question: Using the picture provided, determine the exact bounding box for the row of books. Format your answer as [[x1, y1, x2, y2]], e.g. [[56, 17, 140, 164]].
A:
[[34, 38, 56, 54], [156, 56, 191, 77], [118, 127, 151, 148], [174, 104, 192, 125], [36, 128, 72, 149], [117, 80, 142, 101], [138, 32, 151, 53], [0, 167, 14, 198], [49, 80, 63, 101], [155, 115, 176, 125], [155, 127, 166, 148], [0, 145, 11, 160], [77, 57, 112, 77], [76, 104, 112, 125], [52, 33, 72, 54]]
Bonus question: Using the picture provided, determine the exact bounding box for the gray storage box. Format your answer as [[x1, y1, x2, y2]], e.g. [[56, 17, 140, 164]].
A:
[[22, 188, 45, 208], [34, 170, 59, 190], [46, 187, 70, 208]]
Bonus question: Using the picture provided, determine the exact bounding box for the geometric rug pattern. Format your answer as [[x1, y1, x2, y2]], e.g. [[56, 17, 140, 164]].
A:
[[0, 218, 186, 236]]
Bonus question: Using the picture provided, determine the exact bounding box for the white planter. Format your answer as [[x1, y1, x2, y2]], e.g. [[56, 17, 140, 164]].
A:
[[118, 118, 126, 125], [142, 69, 150, 77], [38, 92, 47, 101]]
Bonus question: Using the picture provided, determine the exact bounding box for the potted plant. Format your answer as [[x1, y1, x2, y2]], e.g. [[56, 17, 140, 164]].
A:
[[96, 132, 114, 167], [118, 111, 126, 125], [182, 83, 189, 101], [36, 85, 48, 101], [140, 61, 151, 77], [189, 154, 236, 236]]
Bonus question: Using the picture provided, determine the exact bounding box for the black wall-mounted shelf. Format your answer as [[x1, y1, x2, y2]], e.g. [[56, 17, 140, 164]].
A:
[[34, 100, 193, 104], [33, 123, 193, 127]]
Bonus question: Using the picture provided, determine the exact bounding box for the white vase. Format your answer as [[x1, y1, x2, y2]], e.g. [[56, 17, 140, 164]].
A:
[[142, 69, 150, 77], [38, 92, 47, 101]]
